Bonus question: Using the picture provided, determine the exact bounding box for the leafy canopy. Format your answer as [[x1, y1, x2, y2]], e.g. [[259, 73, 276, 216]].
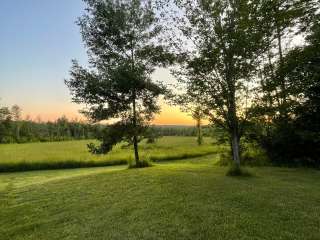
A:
[[66, 0, 172, 154]]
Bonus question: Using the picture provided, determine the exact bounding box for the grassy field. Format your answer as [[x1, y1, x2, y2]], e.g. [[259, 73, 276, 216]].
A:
[[0, 137, 224, 172], [1, 155, 320, 240]]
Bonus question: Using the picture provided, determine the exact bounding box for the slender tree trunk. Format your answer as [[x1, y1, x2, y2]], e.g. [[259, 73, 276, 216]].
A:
[[130, 31, 140, 166], [275, 18, 288, 120], [231, 128, 240, 169], [16, 123, 20, 142], [133, 135, 140, 165], [277, 29, 286, 100], [228, 78, 241, 169], [132, 91, 140, 166], [196, 118, 202, 145]]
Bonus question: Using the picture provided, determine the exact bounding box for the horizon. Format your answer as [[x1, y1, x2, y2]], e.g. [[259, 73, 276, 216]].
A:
[[0, 0, 194, 125]]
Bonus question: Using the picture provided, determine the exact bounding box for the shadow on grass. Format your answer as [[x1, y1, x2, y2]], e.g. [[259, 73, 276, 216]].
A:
[[226, 165, 253, 177], [0, 151, 219, 173]]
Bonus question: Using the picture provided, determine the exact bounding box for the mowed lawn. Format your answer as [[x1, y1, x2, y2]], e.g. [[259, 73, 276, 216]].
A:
[[1, 156, 320, 240], [0, 137, 223, 172]]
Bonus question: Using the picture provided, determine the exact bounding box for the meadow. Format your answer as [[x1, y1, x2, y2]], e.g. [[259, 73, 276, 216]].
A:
[[1, 155, 320, 240], [0, 137, 224, 172]]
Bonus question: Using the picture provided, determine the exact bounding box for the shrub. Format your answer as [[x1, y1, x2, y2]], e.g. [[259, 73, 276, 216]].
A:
[[217, 151, 232, 166], [240, 143, 270, 166], [216, 143, 270, 167]]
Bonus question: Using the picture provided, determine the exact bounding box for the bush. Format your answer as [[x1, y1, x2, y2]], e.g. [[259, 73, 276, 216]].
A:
[[260, 124, 320, 168], [217, 151, 232, 166], [216, 143, 270, 167], [240, 143, 270, 166]]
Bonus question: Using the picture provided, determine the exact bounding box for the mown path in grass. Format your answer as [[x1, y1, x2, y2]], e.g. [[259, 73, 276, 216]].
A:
[[0, 137, 225, 172], [1, 155, 320, 240]]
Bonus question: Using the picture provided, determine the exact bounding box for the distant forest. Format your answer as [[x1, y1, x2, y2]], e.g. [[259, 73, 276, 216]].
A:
[[0, 105, 212, 144]]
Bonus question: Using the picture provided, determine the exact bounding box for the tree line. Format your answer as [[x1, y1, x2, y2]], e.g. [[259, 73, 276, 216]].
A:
[[152, 125, 213, 138], [0, 103, 215, 143], [0, 105, 100, 143]]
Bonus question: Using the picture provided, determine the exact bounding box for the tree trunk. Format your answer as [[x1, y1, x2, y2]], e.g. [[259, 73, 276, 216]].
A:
[[16, 124, 20, 142], [275, 18, 288, 119], [231, 129, 240, 169], [130, 38, 140, 166], [133, 135, 140, 165], [132, 91, 140, 166], [196, 118, 202, 145], [227, 76, 241, 169]]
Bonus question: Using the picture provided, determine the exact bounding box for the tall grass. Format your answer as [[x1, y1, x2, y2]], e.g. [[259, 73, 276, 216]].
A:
[[0, 137, 223, 172]]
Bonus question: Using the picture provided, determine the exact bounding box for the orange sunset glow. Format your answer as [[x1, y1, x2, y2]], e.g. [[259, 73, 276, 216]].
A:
[[20, 103, 196, 125]]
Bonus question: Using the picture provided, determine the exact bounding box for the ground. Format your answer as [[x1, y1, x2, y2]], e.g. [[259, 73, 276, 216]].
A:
[[1, 154, 320, 240]]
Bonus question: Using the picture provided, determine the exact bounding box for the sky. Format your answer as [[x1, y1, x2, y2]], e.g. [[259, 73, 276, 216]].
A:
[[0, 0, 194, 125]]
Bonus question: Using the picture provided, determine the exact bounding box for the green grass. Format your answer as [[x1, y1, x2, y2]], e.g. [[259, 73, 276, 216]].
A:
[[0, 137, 224, 172], [1, 155, 320, 240]]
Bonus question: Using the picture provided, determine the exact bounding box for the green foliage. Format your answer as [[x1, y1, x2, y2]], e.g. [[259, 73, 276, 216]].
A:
[[0, 106, 13, 143], [0, 103, 103, 144], [217, 142, 270, 167], [66, 0, 173, 164], [240, 144, 270, 167], [1, 119, 99, 144], [151, 125, 212, 137], [167, 0, 271, 167], [87, 120, 145, 154], [144, 127, 160, 144], [249, 15, 320, 167]]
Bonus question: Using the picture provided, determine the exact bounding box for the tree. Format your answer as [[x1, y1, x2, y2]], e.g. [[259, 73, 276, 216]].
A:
[[192, 106, 205, 145], [259, 15, 320, 166], [11, 105, 21, 121], [170, 0, 268, 169], [245, 2, 320, 166], [66, 0, 172, 166], [258, 0, 318, 119], [11, 105, 22, 141], [168, 90, 206, 145], [0, 104, 12, 143]]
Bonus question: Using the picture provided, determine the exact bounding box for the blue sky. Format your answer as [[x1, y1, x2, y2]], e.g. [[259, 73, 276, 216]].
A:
[[0, 0, 192, 124], [0, 0, 88, 120]]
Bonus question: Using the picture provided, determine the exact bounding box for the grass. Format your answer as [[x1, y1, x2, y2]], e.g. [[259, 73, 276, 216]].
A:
[[0, 137, 224, 172], [1, 155, 320, 240], [226, 164, 252, 177]]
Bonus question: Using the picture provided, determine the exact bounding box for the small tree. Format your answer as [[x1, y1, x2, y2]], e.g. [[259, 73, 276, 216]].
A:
[[0, 103, 12, 143], [168, 90, 206, 145], [66, 0, 172, 166], [11, 105, 21, 121], [11, 105, 22, 141]]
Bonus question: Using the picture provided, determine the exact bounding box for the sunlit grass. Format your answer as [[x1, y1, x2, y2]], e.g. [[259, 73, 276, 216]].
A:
[[0, 137, 225, 172]]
